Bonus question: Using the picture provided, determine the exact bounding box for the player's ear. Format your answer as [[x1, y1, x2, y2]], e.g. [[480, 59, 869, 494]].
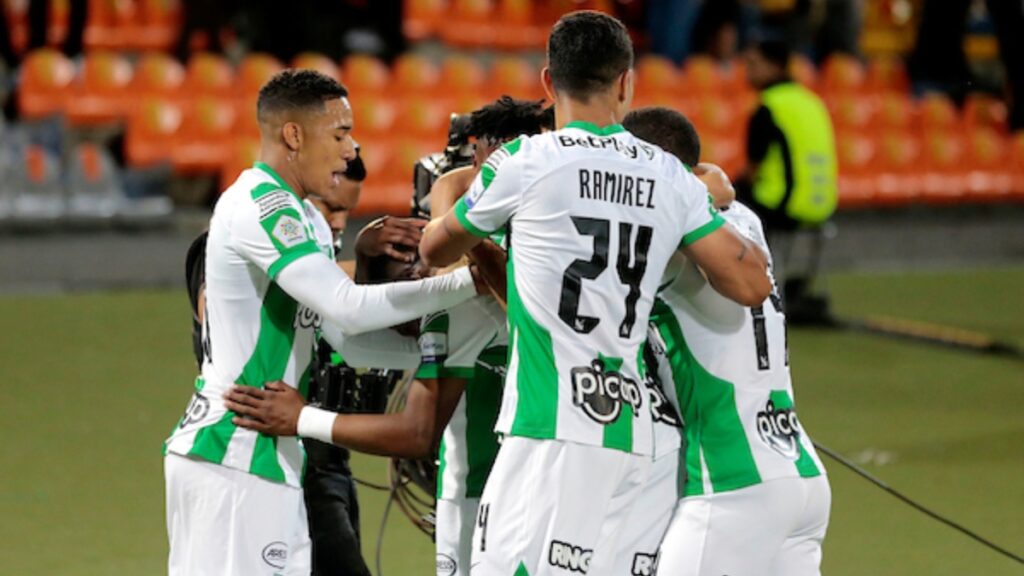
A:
[[541, 67, 556, 103], [617, 68, 634, 106], [282, 121, 303, 152]]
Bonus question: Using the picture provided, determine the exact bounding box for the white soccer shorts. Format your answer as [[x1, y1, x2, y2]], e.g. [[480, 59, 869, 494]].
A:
[[614, 450, 679, 575], [436, 497, 479, 576], [656, 475, 831, 576], [164, 453, 311, 576], [470, 436, 653, 575]]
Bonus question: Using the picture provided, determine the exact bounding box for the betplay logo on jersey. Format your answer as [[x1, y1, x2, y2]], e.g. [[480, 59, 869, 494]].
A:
[[570, 355, 643, 424], [756, 395, 802, 460], [549, 540, 592, 573]]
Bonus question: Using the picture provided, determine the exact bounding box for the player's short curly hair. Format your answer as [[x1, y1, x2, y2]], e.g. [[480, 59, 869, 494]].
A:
[[547, 11, 633, 101], [468, 96, 554, 143], [623, 107, 701, 167], [257, 69, 349, 122]]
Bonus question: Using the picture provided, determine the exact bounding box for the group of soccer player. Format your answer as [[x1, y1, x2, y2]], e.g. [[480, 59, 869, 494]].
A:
[[164, 9, 829, 576]]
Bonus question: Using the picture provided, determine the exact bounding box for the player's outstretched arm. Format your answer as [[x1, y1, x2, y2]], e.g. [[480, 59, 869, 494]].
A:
[[681, 224, 772, 307], [225, 376, 468, 459], [420, 210, 484, 268], [275, 253, 476, 336]]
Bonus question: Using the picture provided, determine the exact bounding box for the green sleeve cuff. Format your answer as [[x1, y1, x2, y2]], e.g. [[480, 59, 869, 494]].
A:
[[415, 363, 476, 380], [680, 213, 726, 248], [454, 198, 495, 239], [267, 242, 321, 280]]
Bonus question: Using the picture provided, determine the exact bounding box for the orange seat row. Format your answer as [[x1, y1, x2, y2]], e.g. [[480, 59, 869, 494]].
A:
[[3, 0, 181, 55], [836, 129, 1024, 208]]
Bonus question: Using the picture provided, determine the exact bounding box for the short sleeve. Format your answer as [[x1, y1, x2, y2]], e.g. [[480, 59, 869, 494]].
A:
[[453, 138, 525, 238], [232, 183, 321, 279], [415, 303, 500, 380], [675, 169, 727, 248]]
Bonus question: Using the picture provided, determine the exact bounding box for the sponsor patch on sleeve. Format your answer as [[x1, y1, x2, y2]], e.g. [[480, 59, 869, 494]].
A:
[[272, 215, 307, 248], [419, 331, 448, 364], [256, 190, 295, 221]]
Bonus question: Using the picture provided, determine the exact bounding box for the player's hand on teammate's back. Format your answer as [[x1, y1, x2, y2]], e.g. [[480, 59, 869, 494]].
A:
[[355, 216, 426, 263], [693, 163, 735, 209], [468, 241, 508, 306], [224, 382, 306, 436]]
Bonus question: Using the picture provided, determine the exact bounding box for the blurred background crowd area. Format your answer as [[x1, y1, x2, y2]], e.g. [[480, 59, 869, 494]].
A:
[[0, 0, 1022, 228]]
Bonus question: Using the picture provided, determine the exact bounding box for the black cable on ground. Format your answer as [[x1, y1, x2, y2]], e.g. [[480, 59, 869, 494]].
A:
[[813, 441, 1024, 565]]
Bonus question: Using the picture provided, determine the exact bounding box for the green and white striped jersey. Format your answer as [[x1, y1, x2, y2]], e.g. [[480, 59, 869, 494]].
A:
[[648, 202, 825, 497], [164, 162, 331, 488], [416, 296, 507, 500], [454, 122, 724, 455]]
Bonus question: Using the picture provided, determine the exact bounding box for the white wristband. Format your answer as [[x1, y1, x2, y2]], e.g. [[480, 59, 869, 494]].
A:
[[297, 406, 337, 444]]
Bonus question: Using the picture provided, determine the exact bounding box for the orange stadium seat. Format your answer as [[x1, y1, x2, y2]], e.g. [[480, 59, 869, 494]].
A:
[[83, 0, 135, 50], [789, 54, 818, 90], [919, 130, 967, 204], [357, 138, 433, 216], [404, 0, 447, 41], [440, 55, 487, 100], [181, 52, 235, 99], [132, 0, 182, 51], [1011, 132, 1024, 200], [964, 127, 1013, 202], [875, 93, 917, 131], [341, 55, 392, 96], [828, 94, 878, 133], [235, 94, 260, 138], [5, 0, 30, 54], [220, 136, 260, 193], [17, 48, 75, 119], [439, 0, 495, 47], [866, 57, 909, 94], [392, 54, 442, 97], [835, 131, 878, 208], [237, 53, 285, 99], [691, 98, 745, 137], [130, 52, 186, 98], [494, 0, 546, 50], [682, 56, 726, 95], [918, 93, 961, 133], [396, 97, 450, 139], [487, 56, 543, 101], [351, 98, 398, 138], [171, 96, 237, 174], [291, 52, 341, 81], [964, 93, 1009, 134], [45, 0, 71, 47], [873, 131, 923, 205], [67, 50, 134, 126], [125, 97, 183, 167], [636, 55, 683, 97], [820, 53, 866, 95], [699, 132, 744, 178], [354, 138, 396, 186]]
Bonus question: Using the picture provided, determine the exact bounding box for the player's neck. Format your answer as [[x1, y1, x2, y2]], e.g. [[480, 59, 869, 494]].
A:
[[257, 148, 307, 199], [554, 94, 625, 130]]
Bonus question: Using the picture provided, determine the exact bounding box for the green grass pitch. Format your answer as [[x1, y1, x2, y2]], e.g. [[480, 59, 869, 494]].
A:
[[0, 267, 1021, 575]]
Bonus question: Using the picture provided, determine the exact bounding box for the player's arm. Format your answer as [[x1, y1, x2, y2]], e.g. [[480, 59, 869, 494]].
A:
[[681, 224, 771, 307], [430, 166, 477, 216], [233, 194, 478, 335], [421, 140, 524, 268], [673, 172, 771, 307], [694, 163, 736, 209], [224, 379, 439, 458]]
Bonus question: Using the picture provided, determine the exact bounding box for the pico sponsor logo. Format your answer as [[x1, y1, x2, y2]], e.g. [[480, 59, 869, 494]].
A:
[[549, 540, 592, 573], [179, 393, 210, 428], [756, 399, 802, 460], [570, 360, 643, 424], [631, 551, 659, 576], [261, 541, 288, 569], [294, 305, 321, 330], [436, 553, 457, 576]]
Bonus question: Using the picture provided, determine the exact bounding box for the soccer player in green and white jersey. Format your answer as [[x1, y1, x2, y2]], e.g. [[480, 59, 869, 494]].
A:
[[419, 11, 772, 575], [626, 106, 830, 576], [163, 70, 480, 576]]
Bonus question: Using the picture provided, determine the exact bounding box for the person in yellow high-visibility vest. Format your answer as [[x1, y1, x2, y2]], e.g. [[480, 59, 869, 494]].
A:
[[738, 38, 838, 320]]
